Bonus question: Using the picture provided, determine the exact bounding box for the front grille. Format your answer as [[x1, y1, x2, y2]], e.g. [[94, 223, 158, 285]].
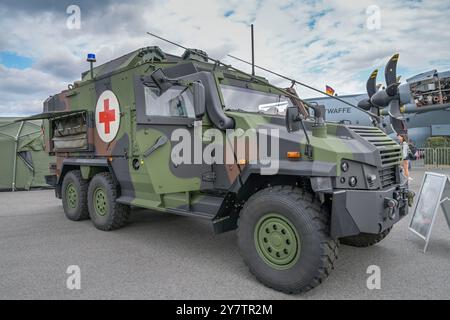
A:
[[379, 166, 397, 188], [348, 126, 402, 168]]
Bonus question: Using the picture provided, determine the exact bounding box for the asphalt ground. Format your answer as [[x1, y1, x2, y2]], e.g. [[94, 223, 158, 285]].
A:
[[1, 168, 449, 300]]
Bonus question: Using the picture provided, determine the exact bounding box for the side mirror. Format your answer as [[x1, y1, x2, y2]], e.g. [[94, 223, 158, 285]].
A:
[[192, 81, 206, 119], [285, 107, 301, 132]]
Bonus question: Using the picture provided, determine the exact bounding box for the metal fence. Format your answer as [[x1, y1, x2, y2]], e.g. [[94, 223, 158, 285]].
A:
[[411, 148, 450, 168]]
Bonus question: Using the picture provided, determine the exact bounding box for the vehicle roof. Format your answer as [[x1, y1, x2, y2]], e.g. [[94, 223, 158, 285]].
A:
[[79, 46, 270, 85]]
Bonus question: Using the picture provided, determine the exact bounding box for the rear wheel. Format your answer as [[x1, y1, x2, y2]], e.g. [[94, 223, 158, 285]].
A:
[[87, 172, 130, 231], [340, 228, 392, 247], [61, 170, 89, 221], [237, 186, 339, 294]]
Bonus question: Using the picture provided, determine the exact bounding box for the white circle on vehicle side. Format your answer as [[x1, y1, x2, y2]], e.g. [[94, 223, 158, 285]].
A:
[[95, 90, 121, 143]]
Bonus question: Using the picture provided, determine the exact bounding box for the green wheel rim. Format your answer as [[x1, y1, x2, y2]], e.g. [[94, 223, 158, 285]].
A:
[[254, 213, 300, 270], [93, 187, 108, 216], [66, 183, 78, 209]]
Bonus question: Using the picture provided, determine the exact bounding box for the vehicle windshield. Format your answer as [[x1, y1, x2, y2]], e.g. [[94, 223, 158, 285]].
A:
[[221, 84, 293, 115]]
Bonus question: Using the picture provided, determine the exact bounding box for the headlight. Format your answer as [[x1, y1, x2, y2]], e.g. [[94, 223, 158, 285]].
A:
[[349, 176, 357, 187], [341, 161, 349, 172]]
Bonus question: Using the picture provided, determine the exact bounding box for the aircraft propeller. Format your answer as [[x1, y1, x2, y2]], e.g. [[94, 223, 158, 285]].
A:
[[359, 54, 408, 135]]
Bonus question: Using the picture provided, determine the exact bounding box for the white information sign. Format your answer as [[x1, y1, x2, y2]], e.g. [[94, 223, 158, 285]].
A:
[[409, 172, 450, 252]]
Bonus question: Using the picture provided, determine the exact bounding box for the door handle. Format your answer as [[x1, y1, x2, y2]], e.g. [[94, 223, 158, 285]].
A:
[[143, 135, 168, 158]]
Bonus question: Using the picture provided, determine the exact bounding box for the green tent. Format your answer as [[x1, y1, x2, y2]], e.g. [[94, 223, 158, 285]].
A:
[[0, 117, 54, 191]]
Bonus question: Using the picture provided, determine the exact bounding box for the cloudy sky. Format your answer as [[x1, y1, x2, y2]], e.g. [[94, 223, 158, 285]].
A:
[[1, 0, 449, 116]]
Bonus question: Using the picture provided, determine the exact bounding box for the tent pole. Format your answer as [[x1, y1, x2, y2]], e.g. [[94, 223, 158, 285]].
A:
[[12, 121, 24, 191]]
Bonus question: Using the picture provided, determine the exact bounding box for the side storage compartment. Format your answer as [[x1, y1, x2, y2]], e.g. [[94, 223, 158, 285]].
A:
[[50, 111, 91, 152]]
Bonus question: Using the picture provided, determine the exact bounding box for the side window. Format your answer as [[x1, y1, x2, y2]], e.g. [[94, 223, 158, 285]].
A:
[[144, 86, 195, 118]]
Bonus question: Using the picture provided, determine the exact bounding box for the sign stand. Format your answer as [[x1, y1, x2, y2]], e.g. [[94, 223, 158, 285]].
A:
[[409, 172, 450, 253]]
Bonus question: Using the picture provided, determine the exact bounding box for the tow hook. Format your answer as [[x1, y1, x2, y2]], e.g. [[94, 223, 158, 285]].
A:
[[384, 198, 398, 220]]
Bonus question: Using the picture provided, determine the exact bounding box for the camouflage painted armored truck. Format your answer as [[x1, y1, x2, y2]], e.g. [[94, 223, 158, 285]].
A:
[[24, 46, 413, 293]]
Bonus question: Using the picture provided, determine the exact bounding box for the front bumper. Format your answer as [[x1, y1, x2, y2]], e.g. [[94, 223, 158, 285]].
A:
[[330, 182, 411, 239]]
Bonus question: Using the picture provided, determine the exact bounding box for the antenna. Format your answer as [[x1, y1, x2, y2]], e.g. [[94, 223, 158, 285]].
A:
[[146, 31, 317, 156], [251, 24, 255, 76], [146, 31, 308, 106]]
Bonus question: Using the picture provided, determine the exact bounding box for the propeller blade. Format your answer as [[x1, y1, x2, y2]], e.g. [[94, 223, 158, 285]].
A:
[[390, 117, 407, 135], [388, 99, 403, 119], [367, 69, 378, 98], [385, 54, 399, 87], [388, 99, 407, 135]]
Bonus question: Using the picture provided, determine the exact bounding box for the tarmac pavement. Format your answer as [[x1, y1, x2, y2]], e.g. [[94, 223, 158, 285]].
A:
[[1, 168, 449, 299]]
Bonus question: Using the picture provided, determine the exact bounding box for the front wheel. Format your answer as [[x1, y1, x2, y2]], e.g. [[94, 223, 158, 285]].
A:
[[237, 186, 339, 294], [87, 172, 130, 231]]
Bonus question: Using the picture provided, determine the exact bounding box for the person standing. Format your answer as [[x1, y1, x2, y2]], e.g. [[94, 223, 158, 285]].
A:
[[398, 134, 413, 181]]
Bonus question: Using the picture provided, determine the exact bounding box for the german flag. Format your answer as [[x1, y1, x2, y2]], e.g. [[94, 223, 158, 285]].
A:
[[326, 85, 335, 96]]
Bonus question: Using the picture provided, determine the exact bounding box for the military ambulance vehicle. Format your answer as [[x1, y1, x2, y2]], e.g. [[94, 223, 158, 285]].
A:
[[23, 46, 413, 293]]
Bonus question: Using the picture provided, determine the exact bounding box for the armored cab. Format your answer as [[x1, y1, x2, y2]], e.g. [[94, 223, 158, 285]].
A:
[[23, 46, 413, 294]]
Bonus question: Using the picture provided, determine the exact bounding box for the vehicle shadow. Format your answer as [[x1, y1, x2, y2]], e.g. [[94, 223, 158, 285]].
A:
[[116, 207, 240, 264]]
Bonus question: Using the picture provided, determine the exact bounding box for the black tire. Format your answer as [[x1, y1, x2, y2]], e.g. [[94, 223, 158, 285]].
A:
[[237, 186, 338, 294], [87, 172, 130, 231], [340, 228, 392, 247], [61, 170, 89, 221]]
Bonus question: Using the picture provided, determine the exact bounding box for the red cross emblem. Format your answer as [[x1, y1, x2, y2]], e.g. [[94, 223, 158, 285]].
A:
[[98, 98, 116, 134], [95, 90, 120, 143]]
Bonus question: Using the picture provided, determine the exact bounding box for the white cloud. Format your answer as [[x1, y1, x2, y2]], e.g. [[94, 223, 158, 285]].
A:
[[0, 0, 449, 115], [0, 65, 66, 116]]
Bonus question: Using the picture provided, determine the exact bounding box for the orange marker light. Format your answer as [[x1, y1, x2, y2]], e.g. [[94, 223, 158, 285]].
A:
[[287, 152, 301, 159], [238, 159, 248, 165]]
